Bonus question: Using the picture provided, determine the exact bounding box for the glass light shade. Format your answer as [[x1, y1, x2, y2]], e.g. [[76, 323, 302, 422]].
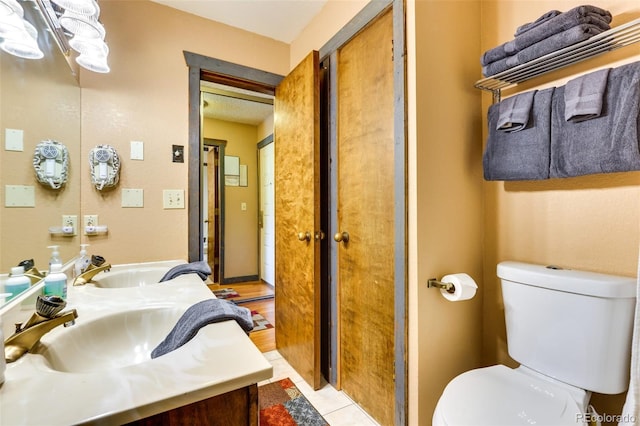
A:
[[1, 30, 43, 59], [59, 11, 105, 39], [0, 0, 23, 18], [76, 52, 109, 73], [69, 35, 108, 56], [51, 0, 98, 16], [0, 12, 24, 36]]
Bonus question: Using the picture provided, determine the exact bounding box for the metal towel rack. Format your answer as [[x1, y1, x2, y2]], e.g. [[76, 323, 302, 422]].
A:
[[475, 17, 640, 103]]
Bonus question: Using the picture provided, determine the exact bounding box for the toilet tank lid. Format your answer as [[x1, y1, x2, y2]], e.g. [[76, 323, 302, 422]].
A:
[[497, 261, 637, 298]]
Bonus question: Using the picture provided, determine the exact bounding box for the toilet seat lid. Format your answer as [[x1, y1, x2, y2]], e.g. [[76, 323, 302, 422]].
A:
[[437, 365, 584, 425]]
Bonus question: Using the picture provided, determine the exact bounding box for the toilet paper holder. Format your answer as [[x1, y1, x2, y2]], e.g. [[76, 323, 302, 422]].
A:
[[427, 278, 456, 294]]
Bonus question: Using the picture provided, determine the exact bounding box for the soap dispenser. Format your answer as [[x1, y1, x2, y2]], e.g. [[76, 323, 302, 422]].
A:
[[44, 263, 67, 299], [74, 244, 90, 277], [5, 266, 31, 302], [47, 245, 61, 270]]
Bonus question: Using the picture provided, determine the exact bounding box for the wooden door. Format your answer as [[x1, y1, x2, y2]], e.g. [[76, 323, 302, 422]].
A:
[[274, 51, 321, 389], [336, 9, 395, 425]]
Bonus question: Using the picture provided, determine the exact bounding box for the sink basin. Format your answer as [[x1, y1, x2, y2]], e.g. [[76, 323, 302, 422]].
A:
[[36, 305, 186, 373], [91, 265, 180, 288]]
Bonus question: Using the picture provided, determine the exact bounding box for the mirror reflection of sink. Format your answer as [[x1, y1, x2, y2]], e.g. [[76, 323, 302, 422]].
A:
[[36, 306, 186, 373], [91, 266, 177, 288]]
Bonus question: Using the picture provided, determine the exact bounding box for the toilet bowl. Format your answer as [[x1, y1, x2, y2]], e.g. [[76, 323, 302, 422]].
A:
[[433, 261, 636, 426], [433, 365, 590, 425]]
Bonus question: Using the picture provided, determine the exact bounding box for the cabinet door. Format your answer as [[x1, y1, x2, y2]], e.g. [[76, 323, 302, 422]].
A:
[[336, 9, 396, 426], [274, 51, 321, 389]]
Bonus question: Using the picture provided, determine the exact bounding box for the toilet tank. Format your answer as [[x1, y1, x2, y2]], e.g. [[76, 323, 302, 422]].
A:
[[498, 261, 637, 394]]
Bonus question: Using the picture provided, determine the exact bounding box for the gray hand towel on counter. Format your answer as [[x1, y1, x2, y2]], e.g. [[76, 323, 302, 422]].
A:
[[159, 260, 211, 282], [483, 24, 608, 77], [497, 90, 537, 133], [480, 6, 611, 67], [550, 61, 640, 178], [564, 68, 610, 122], [151, 298, 254, 358], [483, 87, 554, 181]]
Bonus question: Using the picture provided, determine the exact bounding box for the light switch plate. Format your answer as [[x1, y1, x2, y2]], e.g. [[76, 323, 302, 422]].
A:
[[163, 189, 184, 209], [130, 141, 144, 160], [5, 128, 24, 151], [121, 189, 144, 207], [5, 185, 35, 207]]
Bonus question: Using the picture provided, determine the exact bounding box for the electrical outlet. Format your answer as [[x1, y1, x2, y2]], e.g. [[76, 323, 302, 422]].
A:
[[84, 215, 98, 227], [62, 215, 77, 236]]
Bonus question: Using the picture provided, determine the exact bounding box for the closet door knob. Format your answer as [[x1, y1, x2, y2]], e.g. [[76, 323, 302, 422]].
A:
[[333, 232, 349, 243], [297, 231, 311, 242]]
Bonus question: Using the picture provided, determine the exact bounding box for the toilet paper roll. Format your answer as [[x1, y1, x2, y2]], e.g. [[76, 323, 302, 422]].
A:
[[440, 273, 478, 302]]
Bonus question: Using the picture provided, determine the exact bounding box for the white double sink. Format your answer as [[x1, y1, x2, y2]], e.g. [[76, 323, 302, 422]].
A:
[[0, 260, 272, 425]]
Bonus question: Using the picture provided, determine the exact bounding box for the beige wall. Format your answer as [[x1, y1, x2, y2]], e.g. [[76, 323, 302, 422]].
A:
[[77, 0, 289, 265], [1, 44, 81, 272], [408, 1, 484, 423], [481, 0, 640, 421], [203, 118, 259, 279]]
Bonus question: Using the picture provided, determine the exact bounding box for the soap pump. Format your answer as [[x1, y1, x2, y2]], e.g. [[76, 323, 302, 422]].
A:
[[47, 245, 61, 270], [74, 244, 90, 277]]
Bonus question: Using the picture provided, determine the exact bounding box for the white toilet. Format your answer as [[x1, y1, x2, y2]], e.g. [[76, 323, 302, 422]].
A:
[[433, 261, 637, 425]]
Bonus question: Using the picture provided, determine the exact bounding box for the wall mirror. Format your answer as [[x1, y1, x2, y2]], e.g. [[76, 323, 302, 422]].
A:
[[0, 0, 81, 306]]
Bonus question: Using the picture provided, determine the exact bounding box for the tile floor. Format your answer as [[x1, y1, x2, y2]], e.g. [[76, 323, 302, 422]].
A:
[[261, 350, 381, 426]]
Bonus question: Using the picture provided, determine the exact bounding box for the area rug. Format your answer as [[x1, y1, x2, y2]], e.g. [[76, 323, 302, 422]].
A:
[[252, 310, 274, 331], [212, 288, 239, 299], [259, 378, 328, 426]]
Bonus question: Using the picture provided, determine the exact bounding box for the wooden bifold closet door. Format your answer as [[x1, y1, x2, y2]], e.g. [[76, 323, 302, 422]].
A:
[[274, 51, 322, 390]]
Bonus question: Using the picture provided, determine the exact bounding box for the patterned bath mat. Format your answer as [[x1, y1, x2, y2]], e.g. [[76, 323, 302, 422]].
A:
[[252, 310, 274, 331], [212, 288, 240, 299], [259, 378, 328, 426]]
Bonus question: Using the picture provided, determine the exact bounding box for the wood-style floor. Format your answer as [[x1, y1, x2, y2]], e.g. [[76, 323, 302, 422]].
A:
[[207, 281, 275, 353]]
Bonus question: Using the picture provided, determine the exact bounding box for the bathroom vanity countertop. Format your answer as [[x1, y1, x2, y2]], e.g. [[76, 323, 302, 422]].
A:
[[0, 271, 272, 425]]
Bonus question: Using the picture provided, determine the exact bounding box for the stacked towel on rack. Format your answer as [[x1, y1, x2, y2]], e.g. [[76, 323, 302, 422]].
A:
[[550, 61, 640, 178], [481, 5, 612, 77]]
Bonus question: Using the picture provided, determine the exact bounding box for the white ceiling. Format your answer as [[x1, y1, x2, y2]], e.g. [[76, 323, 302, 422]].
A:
[[151, 0, 328, 44]]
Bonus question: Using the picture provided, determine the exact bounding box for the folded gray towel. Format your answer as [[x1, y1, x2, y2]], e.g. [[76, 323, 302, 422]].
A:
[[483, 88, 554, 181], [497, 90, 537, 133], [151, 298, 254, 358], [480, 5, 611, 66], [565, 68, 610, 122], [550, 61, 640, 178], [159, 260, 211, 282], [515, 10, 562, 37], [483, 24, 607, 77]]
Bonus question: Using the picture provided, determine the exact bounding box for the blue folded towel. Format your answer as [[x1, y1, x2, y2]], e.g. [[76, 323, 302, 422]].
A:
[[483, 88, 554, 181], [550, 61, 640, 178], [515, 10, 562, 37], [159, 260, 211, 282], [483, 24, 607, 77], [480, 5, 611, 66], [564, 68, 610, 122], [497, 91, 537, 133], [151, 298, 254, 358]]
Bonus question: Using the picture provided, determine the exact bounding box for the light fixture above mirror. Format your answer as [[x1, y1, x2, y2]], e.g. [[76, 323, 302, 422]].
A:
[[0, 0, 109, 73]]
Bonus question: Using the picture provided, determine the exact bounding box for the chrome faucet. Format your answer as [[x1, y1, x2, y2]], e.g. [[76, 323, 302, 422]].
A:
[[72, 263, 111, 286], [4, 296, 78, 363]]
